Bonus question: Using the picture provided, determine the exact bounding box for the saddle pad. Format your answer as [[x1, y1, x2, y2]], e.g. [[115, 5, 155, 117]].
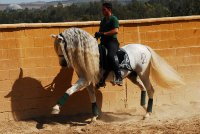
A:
[[118, 49, 133, 71]]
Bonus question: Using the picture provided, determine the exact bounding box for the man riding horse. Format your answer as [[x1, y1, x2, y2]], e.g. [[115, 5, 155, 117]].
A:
[[51, 2, 184, 121], [95, 2, 123, 86]]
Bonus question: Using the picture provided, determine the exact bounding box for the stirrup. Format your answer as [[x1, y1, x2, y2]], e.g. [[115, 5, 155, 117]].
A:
[[113, 77, 123, 86], [114, 79, 123, 86]]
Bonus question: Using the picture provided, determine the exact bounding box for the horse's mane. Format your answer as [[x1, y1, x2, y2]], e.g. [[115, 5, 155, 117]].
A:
[[61, 28, 100, 84]]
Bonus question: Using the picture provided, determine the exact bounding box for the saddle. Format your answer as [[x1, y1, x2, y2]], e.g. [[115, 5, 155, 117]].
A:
[[98, 45, 132, 71]]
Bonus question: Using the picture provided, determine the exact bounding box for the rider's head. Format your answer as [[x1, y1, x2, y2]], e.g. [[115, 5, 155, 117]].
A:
[[102, 2, 112, 17]]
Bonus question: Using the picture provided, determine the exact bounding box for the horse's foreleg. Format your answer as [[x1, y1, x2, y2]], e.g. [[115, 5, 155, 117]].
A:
[[51, 78, 89, 114], [86, 85, 99, 121]]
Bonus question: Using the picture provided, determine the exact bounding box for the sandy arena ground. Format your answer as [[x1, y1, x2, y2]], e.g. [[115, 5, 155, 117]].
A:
[[0, 102, 200, 134]]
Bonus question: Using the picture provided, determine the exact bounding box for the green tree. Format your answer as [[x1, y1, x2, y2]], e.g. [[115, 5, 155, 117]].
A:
[[0, 0, 199, 24]]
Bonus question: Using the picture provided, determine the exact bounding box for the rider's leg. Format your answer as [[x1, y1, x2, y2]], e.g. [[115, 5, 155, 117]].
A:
[[106, 39, 122, 85], [97, 70, 110, 87]]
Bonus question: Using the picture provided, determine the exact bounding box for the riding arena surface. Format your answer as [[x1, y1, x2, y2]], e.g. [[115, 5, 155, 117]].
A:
[[0, 102, 199, 134]]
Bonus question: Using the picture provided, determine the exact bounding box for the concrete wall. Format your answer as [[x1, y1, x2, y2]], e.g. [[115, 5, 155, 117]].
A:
[[0, 16, 200, 121]]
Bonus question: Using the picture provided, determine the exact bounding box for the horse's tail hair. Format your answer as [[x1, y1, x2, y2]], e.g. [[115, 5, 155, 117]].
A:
[[146, 46, 185, 89]]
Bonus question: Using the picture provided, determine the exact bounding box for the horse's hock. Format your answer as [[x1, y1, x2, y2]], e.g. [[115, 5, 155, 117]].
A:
[[0, 16, 200, 121]]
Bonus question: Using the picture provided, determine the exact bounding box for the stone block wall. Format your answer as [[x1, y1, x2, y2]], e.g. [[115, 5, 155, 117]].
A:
[[0, 16, 199, 121]]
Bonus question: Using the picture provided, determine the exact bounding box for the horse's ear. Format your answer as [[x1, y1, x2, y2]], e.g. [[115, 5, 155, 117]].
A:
[[50, 34, 57, 39], [57, 35, 64, 41]]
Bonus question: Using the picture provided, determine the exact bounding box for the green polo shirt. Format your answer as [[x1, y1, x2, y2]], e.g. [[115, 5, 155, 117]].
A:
[[99, 15, 119, 42]]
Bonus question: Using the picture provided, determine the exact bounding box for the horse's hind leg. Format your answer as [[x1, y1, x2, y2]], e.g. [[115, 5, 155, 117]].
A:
[[128, 72, 147, 111], [139, 73, 155, 119], [87, 84, 99, 121]]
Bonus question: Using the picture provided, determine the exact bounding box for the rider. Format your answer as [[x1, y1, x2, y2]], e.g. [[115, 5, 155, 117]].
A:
[[95, 2, 122, 86]]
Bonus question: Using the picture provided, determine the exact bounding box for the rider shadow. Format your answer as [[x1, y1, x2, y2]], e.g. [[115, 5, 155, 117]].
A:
[[5, 68, 103, 128]]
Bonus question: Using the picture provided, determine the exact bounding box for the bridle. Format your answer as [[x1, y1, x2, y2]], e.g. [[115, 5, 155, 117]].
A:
[[58, 33, 70, 67]]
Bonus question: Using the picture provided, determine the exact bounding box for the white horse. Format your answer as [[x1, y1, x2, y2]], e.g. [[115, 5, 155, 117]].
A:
[[51, 27, 184, 121]]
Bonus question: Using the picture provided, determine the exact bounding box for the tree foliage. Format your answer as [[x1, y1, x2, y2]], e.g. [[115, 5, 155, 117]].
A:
[[0, 0, 199, 24]]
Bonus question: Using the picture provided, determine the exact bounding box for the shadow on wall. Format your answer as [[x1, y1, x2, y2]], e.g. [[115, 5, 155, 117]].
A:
[[5, 68, 103, 121]]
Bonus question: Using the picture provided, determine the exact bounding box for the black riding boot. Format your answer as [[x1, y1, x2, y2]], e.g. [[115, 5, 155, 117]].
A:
[[96, 70, 110, 88], [113, 55, 123, 86]]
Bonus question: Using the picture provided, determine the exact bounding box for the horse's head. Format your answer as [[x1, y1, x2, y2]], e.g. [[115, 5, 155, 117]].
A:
[[51, 34, 68, 67], [51, 28, 101, 84]]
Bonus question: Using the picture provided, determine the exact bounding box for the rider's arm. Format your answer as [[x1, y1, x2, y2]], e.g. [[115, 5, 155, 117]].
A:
[[103, 28, 118, 36], [102, 16, 119, 36]]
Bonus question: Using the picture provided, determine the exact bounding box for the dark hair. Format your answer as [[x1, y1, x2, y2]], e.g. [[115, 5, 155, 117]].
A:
[[102, 2, 112, 10]]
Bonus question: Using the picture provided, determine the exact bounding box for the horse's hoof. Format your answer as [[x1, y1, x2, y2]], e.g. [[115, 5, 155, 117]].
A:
[[91, 116, 98, 122], [51, 105, 60, 114], [143, 113, 151, 120]]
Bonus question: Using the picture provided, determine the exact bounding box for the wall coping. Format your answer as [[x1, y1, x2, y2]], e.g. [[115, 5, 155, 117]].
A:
[[0, 15, 200, 29]]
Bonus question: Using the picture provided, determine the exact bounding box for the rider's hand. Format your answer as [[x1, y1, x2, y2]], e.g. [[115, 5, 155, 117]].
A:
[[95, 32, 103, 39]]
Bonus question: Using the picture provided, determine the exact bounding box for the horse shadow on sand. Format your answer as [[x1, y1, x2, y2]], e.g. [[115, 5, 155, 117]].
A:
[[5, 68, 104, 129]]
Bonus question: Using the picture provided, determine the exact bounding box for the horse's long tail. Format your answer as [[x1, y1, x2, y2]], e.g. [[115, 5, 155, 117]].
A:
[[146, 46, 185, 89]]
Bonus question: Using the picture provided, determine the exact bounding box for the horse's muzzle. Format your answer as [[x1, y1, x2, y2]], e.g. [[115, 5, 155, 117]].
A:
[[59, 56, 67, 67]]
